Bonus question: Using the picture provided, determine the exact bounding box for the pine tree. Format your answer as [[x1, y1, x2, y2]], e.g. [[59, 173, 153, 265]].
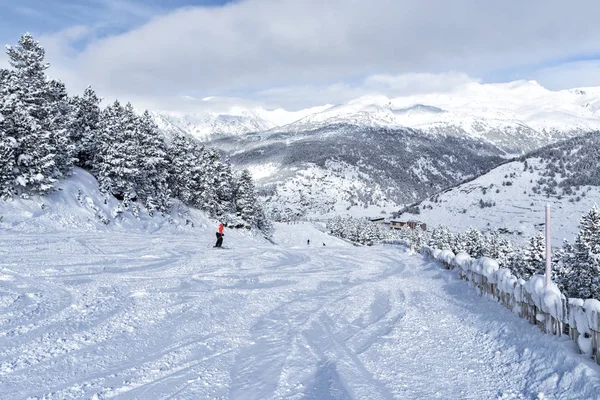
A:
[[483, 228, 514, 268], [428, 226, 445, 249], [0, 129, 15, 199], [166, 134, 196, 204], [94, 101, 139, 207], [409, 227, 425, 251], [254, 199, 273, 240], [192, 144, 220, 215], [565, 205, 600, 299], [136, 111, 171, 213], [0, 69, 15, 197], [2, 33, 74, 195], [45, 79, 76, 176], [234, 169, 259, 226], [553, 239, 574, 292], [441, 226, 455, 251], [327, 216, 344, 237], [452, 232, 468, 254], [70, 86, 101, 168], [514, 233, 546, 279], [464, 227, 484, 258]]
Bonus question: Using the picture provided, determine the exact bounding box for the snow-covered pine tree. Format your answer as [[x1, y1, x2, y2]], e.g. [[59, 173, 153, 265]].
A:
[[0, 128, 15, 199], [565, 205, 600, 299], [234, 169, 259, 226], [409, 227, 425, 251], [166, 134, 196, 204], [514, 233, 546, 280], [0, 68, 15, 198], [396, 225, 413, 242], [44, 79, 76, 176], [136, 111, 171, 214], [441, 226, 454, 251], [428, 226, 444, 249], [552, 239, 574, 292], [94, 101, 139, 207], [327, 216, 344, 237], [464, 227, 484, 258], [70, 86, 101, 168], [2, 33, 74, 195], [192, 149, 219, 214], [452, 232, 467, 254], [254, 199, 273, 240], [207, 148, 236, 217], [482, 228, 514, 268]]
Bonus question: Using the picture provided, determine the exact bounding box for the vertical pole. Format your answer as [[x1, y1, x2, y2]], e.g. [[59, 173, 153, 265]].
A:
[[545, 203, 552, 288]]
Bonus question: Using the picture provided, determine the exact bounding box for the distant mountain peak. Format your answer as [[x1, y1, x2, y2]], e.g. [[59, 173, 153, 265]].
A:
[[151, 80, 600, 151]]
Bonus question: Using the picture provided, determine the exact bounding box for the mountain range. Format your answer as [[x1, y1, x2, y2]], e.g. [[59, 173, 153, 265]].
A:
[[153, 80, 600, 152], [150, 80, 600, 219]]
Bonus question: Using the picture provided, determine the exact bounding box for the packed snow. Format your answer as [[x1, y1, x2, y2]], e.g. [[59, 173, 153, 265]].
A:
[[1, 217, 600, 398]]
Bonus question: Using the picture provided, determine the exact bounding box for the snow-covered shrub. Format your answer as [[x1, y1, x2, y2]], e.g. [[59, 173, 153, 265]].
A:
[[512, 233, 546, 280], [482, 228, 514, 268], [326, 216, 389, 245]]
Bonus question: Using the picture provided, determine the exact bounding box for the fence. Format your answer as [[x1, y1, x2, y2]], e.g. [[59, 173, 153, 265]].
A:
[[421, 246, 600, 366]]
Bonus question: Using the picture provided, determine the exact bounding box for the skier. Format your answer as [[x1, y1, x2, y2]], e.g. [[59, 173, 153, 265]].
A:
[[214, 223, 224, 248], [307, 239, 310, 245]]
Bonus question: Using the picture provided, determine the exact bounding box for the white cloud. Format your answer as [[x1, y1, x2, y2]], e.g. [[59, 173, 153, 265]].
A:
[[531, 61, 600, 90], [4, 0, 600, 111], [256, 72, 477, 110]]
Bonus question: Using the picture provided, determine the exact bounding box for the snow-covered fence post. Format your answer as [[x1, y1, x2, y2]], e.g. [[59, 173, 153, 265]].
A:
[[591, 309, 599, 364], [545, 204, 552, 289]]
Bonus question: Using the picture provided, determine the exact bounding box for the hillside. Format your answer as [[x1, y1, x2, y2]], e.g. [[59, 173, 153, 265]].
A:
[[211, 124, 505, 220], [0, 167, 214, 233], [408, 132, 600, 245]]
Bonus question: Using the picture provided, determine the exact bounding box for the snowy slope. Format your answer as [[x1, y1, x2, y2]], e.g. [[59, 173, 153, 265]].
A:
[[411, 157, 600, 246], [1, 221, 600, 398], [410, 131, 600, 245], [0, 167, 214, 233]]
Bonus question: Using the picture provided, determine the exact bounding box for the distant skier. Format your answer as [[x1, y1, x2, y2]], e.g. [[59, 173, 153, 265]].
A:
[[214, 223, 224, 248], [307, 239, 310, 245], [323, 242, 326, 246]]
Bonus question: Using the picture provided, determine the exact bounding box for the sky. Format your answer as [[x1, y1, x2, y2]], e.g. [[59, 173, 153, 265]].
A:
[[2, 0, 600, 113]]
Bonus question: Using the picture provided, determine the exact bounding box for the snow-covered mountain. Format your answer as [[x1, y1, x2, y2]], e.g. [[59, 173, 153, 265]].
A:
[[153, 80, 600, 152], [407, 132, 600, 245], [210, 124, 505, 220], [150, 104, 330, 142], [273, 81, 600, 153], [149, 81, 600, 222], [150, 110, 277, 142]]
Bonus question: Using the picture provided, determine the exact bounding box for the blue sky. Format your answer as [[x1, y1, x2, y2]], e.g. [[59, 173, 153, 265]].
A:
[[1, 0, 600, 112], [0, 0, 232, 46]]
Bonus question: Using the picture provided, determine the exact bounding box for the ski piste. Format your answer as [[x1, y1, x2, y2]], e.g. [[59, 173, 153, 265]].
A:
[[2, 221, 599, 399]]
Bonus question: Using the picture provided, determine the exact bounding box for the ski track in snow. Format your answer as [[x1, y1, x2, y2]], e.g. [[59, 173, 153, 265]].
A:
[[1, 225, 600, 399]]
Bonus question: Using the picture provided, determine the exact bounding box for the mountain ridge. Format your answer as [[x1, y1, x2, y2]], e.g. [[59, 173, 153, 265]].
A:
[[151, 80, 600, 152]]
